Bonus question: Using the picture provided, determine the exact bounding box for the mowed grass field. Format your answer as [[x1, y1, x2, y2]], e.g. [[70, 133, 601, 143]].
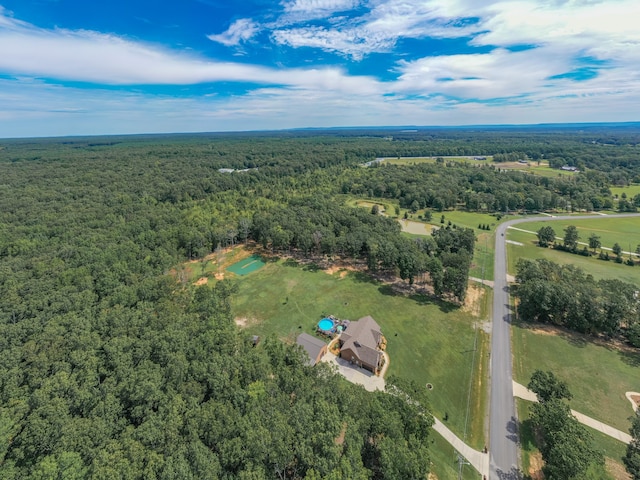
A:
[[230, 258, 490, 450], [519, 216, 640, 252], [380, 155, 493, 166], [611, 184, 640, 198], [505, 224, 640, 286], [512, 323, 640, 433]]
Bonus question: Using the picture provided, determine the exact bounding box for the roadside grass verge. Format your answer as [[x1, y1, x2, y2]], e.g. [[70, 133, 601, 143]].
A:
[[512, 321, 640, 432], [230, 259, 488, 449], [429, 431, 483, 480], [506, 228, 640, 286]]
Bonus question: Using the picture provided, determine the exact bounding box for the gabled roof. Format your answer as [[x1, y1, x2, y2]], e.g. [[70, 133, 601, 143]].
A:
[[296, 333, 327, 366], [340, 316, 382, 368]]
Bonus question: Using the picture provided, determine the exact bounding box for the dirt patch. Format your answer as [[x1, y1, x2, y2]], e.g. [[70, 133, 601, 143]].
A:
[[214, 272, 225, 280], [606, 457, 632, 480], [194, 277, 209, 286], [234, 316, 259, 328], [335, 422, 347, 446], [324, 264, 359, 277], [462, 284, 483, 317], [398, 219, 434, 235], [528, 451, 544, 480], [626, 392, 640, 412], [428, 473, 438, 480]]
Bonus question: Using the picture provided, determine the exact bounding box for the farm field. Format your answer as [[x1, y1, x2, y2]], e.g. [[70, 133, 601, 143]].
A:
[[230, 258, 490, 450], [497, 160, 579, 178], [506, 228, 640, 285], [512, 322, 640, 433]]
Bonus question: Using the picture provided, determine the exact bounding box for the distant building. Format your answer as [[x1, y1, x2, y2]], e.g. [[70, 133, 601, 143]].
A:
[[296, 333, 328, 366], [474, 156, 487, 161], [561, 165, 579, 172], [339, 316, 384, 373], [218, 168, 235, 173]]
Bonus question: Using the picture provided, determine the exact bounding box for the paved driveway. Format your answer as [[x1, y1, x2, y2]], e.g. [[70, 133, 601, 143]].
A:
[[320, 352, 386, 392]]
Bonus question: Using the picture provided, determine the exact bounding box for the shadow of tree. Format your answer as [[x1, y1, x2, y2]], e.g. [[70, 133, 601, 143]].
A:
[[619, 349, 640, 368]]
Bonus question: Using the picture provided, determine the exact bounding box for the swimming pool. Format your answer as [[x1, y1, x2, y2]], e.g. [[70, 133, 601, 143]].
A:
[[318, 318, 334, 331]]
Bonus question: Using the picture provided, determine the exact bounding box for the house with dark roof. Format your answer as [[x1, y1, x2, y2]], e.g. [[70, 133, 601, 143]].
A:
[[296, 333, 328, 366], [339, 316, 384, 373]]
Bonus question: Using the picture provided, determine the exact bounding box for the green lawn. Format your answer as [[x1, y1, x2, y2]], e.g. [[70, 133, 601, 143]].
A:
[[429, 431, 482, 480], [230, 259, 489, 449], [506, 227, 640, 286], [512, 322, 640, 432]]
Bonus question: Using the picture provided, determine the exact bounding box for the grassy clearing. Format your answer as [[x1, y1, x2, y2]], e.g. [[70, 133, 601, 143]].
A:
[[611, 184, 640, 198], [497, 161, 579, 178], [512, 322, 640, 432], [519, 217, 640, 252], [230, 259, 489, 449], [517, 399, 622, 480], [506, 228, 640, 286], [381, 156, 493, 166]]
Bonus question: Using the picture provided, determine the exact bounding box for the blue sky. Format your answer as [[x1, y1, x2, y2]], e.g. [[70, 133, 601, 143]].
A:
[[0, 0, 639, 137]]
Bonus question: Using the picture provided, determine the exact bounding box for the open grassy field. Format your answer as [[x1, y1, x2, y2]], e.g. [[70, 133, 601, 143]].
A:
[[430, 430, 482, 480], [380, 155, 493, 166], [505, 226, 640, 286], [497, 160, 579, 178], [518, 217, 640, 252], [517, 399, 623, 480], [230, 257, 490, 449], [512, 322, 640, 433], [611, 184, 640, 198]]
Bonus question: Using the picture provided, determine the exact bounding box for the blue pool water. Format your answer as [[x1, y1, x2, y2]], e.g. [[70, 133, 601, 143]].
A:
[[318, 318, 334, 331]]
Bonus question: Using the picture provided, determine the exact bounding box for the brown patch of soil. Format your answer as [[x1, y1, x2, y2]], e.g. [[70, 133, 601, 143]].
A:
[[462, 284, 483, 317], [335, 422, 347, 446], [633, 395, 640, 407], [428, 473, 439, 480], [528, 452, 545, 480], [234, 317, 248, 327], [324, 264, 358, 276], [606, 457, 632, 480], [214, 272, 225, 280], [194, 277, 209, 286]]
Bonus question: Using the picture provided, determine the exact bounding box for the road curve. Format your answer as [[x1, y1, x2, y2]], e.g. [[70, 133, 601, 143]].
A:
[[489, 213, 640, 480]]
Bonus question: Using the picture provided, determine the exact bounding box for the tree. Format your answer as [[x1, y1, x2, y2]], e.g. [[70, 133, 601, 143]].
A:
[[625, 410, 640, 479], [613, 242, 623, 256], [527, 370, 572, 403], [537, 226, 556, 247], [563, 225, 580, 251], [588, 233, 601, 254], [371, 204, 380, 215]]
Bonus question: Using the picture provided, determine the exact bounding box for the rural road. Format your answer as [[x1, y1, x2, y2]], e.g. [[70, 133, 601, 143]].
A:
[[489, 213, 640, 480]]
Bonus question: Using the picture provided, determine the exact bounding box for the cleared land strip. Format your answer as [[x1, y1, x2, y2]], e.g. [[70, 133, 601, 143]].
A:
[[507, 226, 636, 255], [512, 381, 632, 444], [432, 418, 490, 478]]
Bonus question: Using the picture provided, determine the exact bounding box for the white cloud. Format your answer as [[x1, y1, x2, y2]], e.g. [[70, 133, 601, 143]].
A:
[[0, 9, 382, 95], [283, 0, 361, 13], [207, 18, 259, 46]]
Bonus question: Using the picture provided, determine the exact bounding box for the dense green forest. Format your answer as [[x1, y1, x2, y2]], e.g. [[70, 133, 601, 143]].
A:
[[1, 127, 640, 478]]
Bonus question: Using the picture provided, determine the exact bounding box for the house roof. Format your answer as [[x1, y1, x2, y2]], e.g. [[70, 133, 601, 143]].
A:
[[296, 333, 327, 366], [340, 316, 382, 368]]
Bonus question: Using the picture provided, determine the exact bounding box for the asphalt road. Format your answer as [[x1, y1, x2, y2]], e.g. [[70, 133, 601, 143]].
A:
[[488, 213, 640, 480]]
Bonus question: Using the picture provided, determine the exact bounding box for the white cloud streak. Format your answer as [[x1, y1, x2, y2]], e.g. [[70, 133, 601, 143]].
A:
[[0, 9, 381, 95], [207, 18, 259, 46]]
